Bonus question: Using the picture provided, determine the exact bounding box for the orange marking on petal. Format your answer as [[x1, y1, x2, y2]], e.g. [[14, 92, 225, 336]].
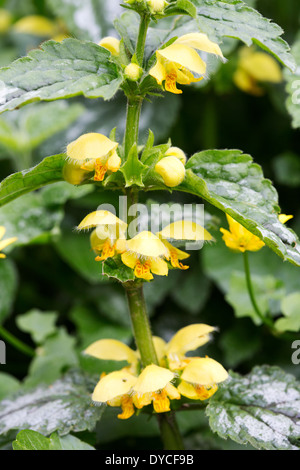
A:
[[94, 159, 108, 181]]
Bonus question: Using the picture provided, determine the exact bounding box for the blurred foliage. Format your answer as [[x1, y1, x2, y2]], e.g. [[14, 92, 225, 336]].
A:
[[0, 0, 299, 451]]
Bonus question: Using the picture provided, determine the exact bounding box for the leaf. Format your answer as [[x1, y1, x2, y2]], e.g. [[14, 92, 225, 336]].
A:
[[275, 292, 300, 333], [16, 309, 58, 344], [0, 101, 84, 154], [0, 154, 65, 207], [119, 144, 147, 187], [101, 257, 135, 284], [186, 0, 295, 71], [0, 373, 20, 401], [182, 149, 300, 266], [206, 365, 300, 450], [0, 38, 123, 113], [54, 230, 108, 284], [13, 430, 50, 450], [24, 328, 78, 388], [13, 430, 95, 450], [273, 152, 300, 187], [226, 271, 285, 325], [47, 0, 124, 42], [0, 370, 103, 437], [0, 259, 18, 324], [284, 36, 300, 128]]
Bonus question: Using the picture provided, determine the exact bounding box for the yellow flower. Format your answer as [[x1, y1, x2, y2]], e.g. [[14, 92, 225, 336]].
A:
[[121, 231, 169, 280], [158, 220, 213, 270], [0, 227, 17, 259], [132, 364, 180, 413], [92, 369, 138, 420], [220, 214, 265, 253], [153, 323, 216, 370], [279, 214, 293, 224], [155, 156, 186, 187], [66, 133, 120, 182], [0, 9, 12, 34], [13, 15, 57, 37], [149, 33, 224, 94], [84, 338, 138, 373], [165, 146, 187, 165], [78, 210, 127, 262], [233, 47, 282, 96], [99, 37, 120, 56], [177, 357, 228, 401]]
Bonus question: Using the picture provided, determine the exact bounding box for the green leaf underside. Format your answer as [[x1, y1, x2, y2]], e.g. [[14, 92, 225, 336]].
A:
[[13, 429, 95, 450], [187, 0, 295, 71], [206, 365, 300, 450], [0, 370, 103, 437], [182, 149, 300, 266], [0, 39, 123, 113], [0, 154, 65, 207]]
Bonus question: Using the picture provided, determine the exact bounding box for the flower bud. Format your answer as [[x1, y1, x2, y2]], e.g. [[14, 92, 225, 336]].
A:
[[155, 156, 186, 187], [124, 63, 143, 81], [165, 146, 187, 165], [99, 36, 120, 56], [107, 152, 122, 172], [147, 0, 168, 14]]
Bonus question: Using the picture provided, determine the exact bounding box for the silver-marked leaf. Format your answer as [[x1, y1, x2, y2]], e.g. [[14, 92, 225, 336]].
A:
[[0, 38, 123, 113], [186, 0, 295, 70], [182, 149, 300, 266], [0, 370, 103, 437], [206, 365, 300, 450], [284, 36, 300, 128]]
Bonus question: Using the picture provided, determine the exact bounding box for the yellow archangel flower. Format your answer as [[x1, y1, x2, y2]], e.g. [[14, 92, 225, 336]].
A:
[[177, 357, 228, 400], [149, 33, 224, 94], [220, 214, 265, 253], [233, 47, 282, 96], [77, 210, 127, 262], [153, 323, 216, 370], [121, 231, 170, 281], [0, 226, 17, 259], [66, 133, 121, 183], [0, 9, 12, 34]]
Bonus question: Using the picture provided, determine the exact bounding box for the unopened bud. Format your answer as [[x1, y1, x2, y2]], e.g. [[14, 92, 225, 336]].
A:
[[155, 156, 186, 187], [147, 0, 168, 14], [124, 63, 143, 81], [165, 146, 187, 165], [107, 152, 122, 172], [99, 36, 120, 56]]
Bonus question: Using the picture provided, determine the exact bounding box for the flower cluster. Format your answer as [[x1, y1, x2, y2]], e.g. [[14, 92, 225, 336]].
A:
[[77, 210, 212, 280], [84, 324, 228, 419]]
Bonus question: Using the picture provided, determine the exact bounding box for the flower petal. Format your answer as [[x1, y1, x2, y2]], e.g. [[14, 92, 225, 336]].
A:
[[84, 339, 137, 365], [133, 364, 175, 394], [127, 232, 169, 258], [158, 44, 207, 76], [77, 210, 127, 232], [92, 370, 137, 403], [67, 133, 118, 164], [174, 33, 224, 59], [181, 357, 228, 386], [166, 324, 215, 356], [150, 257, 169, 276], [159, 220, 212, 242]]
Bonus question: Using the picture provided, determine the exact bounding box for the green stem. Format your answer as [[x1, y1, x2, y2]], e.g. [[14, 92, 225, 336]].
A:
[[125, 285, 158, 366], [121, 12, 184, 451], [243, 252, 274, 328], [135, 13, 150, 67], [157, 412, 185, 450], [0, 324, 35, 357]]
